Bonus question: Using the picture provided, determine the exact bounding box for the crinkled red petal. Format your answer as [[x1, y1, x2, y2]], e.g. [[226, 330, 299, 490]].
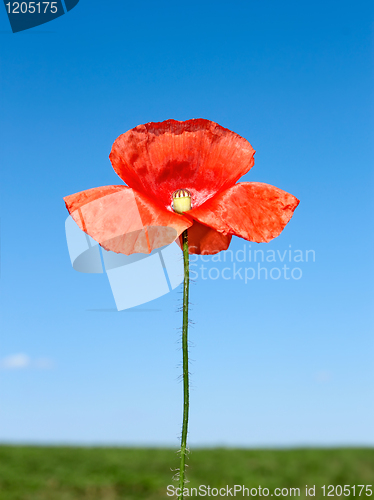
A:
[[186, 182, 299, 243], [177, 221, 232, 255], [109, 119, 255, 211], [64, 185, 192, 255]]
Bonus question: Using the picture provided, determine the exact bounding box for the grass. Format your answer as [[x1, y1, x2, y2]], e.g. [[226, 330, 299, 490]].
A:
[[0, 446, 372, 499]]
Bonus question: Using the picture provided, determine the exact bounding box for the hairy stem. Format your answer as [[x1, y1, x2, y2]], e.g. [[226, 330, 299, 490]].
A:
[[178, 229, 190, 499]]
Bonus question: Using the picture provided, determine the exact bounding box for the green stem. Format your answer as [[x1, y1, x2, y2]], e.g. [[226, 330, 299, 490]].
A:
[[178, 229, 190, 500]]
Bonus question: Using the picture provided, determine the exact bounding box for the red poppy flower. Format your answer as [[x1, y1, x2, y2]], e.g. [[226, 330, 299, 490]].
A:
[[64, 119, 299, 255]]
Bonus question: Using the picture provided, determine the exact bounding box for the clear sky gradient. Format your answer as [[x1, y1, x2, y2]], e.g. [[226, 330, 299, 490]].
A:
[[0, 0, 373, 446]]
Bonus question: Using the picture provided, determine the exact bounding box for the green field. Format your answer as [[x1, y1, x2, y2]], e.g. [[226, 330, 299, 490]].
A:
[[0, 447, 372, 499]]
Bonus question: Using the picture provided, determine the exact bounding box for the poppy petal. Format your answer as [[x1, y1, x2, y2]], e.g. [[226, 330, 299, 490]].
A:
[[186, 182, 299, 243], [109, 119, 255, 211], [64, 186, 192, 255], [177, 221, 232, 255]]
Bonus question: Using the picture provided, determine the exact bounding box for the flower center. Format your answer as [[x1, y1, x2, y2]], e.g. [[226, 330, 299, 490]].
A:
[[172, 189, 191, 214]]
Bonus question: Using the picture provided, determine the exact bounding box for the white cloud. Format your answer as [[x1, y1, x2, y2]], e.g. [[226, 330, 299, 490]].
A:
[[0, 353, 30, 369], [314, 370, 332, 383], [34, 357, 54, 369], [0, 353, 54, 370]]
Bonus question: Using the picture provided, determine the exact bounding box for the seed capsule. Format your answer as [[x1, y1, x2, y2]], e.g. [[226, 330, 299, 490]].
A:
[[172, 189, 192, 214]]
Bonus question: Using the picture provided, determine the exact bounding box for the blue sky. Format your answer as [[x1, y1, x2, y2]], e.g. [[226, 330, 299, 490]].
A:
[[0, 0, 373, 446]]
